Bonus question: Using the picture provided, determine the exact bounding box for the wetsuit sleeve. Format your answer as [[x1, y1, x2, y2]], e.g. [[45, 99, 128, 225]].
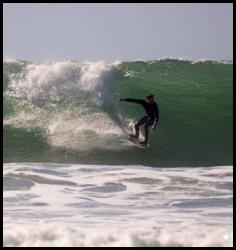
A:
[[122, 98, 146, 106], [153, 103, 159, 127]]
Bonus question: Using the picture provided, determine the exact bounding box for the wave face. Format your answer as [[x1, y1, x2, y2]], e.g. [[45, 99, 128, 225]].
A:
[[3, 59, 233, 166]]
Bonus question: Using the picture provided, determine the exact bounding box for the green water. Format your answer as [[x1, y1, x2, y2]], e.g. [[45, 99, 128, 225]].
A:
[[3, 59, 233, 166]]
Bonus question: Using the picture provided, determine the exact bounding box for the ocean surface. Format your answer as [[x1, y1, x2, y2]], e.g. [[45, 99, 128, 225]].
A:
[[3, 59, 233, 247]]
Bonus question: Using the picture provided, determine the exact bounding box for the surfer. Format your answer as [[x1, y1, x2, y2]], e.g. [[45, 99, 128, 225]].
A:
[[119, 94, 159, 145]]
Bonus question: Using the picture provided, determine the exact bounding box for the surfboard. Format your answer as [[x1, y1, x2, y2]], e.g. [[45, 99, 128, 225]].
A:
[[128, 135, 150, 149]]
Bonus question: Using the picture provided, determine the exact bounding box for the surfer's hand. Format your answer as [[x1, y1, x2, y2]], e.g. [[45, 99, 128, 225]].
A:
[[119, 98, 124, 103], [152, 126, 156, 131]]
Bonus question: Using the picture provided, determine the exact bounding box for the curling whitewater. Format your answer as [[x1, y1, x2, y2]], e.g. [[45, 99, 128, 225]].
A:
[[3, 163, 232, 247]]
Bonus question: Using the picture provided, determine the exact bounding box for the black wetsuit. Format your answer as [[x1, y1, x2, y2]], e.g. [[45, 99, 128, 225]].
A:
[[122, 98, 159, 144]]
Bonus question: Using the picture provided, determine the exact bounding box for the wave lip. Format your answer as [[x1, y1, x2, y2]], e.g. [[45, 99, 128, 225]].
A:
[[8, 60, 119, 105]]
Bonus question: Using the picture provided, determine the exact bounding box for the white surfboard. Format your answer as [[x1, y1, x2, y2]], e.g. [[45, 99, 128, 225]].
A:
[[128, 135, 150, 149]]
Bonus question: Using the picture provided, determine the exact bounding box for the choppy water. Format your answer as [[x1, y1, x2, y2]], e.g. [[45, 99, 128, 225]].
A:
[[3, 163, 233, 247]]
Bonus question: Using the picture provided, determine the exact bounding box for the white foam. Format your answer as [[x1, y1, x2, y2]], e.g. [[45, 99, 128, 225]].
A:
[[3, 224, 232, 247], [5, 60, 128, 150], [9, 60, 120, 105], [3, 164, 233, 247], [47, 111, 126, 150]]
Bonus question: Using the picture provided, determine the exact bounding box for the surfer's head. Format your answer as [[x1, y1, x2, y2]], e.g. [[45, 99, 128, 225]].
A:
[[146, 94, 154, 103]]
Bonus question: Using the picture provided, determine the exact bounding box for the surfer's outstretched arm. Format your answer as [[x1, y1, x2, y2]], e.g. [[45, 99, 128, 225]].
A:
[[119, 98, 146, 105]]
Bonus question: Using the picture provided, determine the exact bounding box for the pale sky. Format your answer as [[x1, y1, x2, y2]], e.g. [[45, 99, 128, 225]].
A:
[[3, 3, 233, 61]]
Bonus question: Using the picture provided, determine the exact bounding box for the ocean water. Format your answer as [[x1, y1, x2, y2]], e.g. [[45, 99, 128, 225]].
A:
[[3, 164, 233, 247], [3, 59, 233, 247]]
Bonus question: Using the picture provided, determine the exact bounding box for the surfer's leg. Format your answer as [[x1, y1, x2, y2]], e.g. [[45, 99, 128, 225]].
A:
[[143, 118, 155, 144], [134, 116, 148, 138]]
